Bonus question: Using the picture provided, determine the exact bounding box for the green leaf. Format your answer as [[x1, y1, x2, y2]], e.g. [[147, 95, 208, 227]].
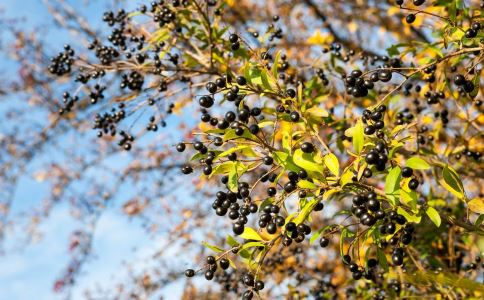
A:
[[227, 163, 240, 192], [426, 207, 441, 227], [441, 165, 465, 199], [240, 227, 264, 241], [226, 235, 239, 247], [228, 258, 237, 269], [293, 149, 324, 175], [217, 146, 249, 158], [386, 44, 400, 56], [271, 50, 281, 79], [353, 120, 364, 154], [406, 157, 431, 170], [397, 207, 421, 223], [399, 189, 418, 211], [385, 167, 401, 194], [210, 161, 235, 178], [223, 128, 256, 141], [260, 69, 272, 90], [339, 228, 354, 257], [469, 72, 480, 98], [243, 63, 252, 85], [297, 180, 317, 189], [273, 151, 300, 172], [377, 247, 389, 272], [309, 225, 334, 244], [240, 241, 265, 251], [202, 241, 224, 253], [324, 153, 339, 177], [475, 214, 484, 226], [293, 199, 319, 225]]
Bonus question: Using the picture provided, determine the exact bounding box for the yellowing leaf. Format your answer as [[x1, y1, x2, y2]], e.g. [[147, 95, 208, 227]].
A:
[[387, 6, 401, 16], [305, 106, 329, 118], [426, 207, 441, 227], [240, 227, 264, 241], [324, 153, 339, 177], [307, 30, 334, 45], [294, 199, 319, 225], [406, 157, 431, 170], [293, 149, 324, 175], [297, 180, 317, 189], [468, 198, 484, 214], [397, 207, 422, 223], [441, 165, 465, 200], [352, 120, 364, 154], [202, 241, 224, 253], [385, 167, 402, 195], [348, 21, 358, 33]]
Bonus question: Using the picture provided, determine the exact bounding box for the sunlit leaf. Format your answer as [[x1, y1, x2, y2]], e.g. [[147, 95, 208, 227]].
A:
[[406, 157, 431, 170], [240, 227, 264, 241], [468, 198, 484, 214], [202, 241, 224, 253], [324, 153, 339, 177], [425, 207, 441, 227]]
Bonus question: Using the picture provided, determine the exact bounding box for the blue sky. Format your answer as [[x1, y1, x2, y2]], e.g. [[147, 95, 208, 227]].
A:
[[0, 1, 190, 299]]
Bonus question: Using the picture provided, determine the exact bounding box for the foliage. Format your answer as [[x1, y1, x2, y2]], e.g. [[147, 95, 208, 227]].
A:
[[1, 0, 483, 299]]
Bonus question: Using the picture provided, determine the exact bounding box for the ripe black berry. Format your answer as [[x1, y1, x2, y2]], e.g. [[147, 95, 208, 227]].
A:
[[204, 270, 214, 280], [176, 143, 186, 152], [229, 33, 239, 43], [320, 237, 329, 247], [263, 156, 273, 165], [454, 74, 465, 86], [206, 82, 217, 93], [233, 222, 244, 235], [185, 269, 195, 277], [378, 70, 392, 82], [181, 165, 193, 174], [300, 142, 314, 153], [219, 258, 230, 270], [413, 0, 425, 6], [286, 88, 296, 98], [236, 76, 247, 86], [290, 111, 300, 122], [255, 280, 265, 291], [392, 252, 404, 266], [402, 167, 413, 178], [406, 14, 416, 24], [465, 28, 477, 38], [408, 178, 419, 190], [363, 168, 373, 178], [352, 270, 362, 280]]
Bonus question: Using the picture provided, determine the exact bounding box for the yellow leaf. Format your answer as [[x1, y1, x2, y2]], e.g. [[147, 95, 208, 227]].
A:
[[387, 6, 400, 16], [468, 198, 484, 214], [348, 22, 358, 33], [307, 30, 334, 45], [422, 116, 433, 124]]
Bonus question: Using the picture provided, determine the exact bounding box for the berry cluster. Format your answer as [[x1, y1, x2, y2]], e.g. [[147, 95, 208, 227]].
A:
[[87, 41, 120, 65], [92, 103, 126, 139], [362, 105, 386, 138], [120, 71, 144, 91], [48, 45, 75, 76], [58, 92, 79, 115], [364, 141, 388, 172]]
